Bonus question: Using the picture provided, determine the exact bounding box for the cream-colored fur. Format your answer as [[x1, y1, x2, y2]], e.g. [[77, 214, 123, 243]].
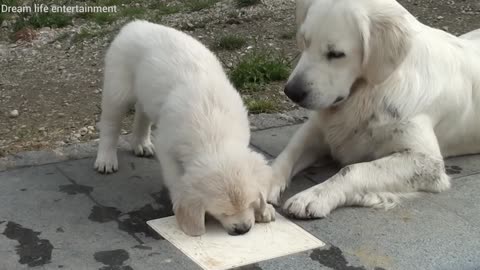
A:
[[271, 0, 480, 218], [94, 20, 275, 235]]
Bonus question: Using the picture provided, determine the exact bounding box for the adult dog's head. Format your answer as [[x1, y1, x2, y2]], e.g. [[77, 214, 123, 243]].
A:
[[285, 0, 415, 109], [173, 150, 273, 236]]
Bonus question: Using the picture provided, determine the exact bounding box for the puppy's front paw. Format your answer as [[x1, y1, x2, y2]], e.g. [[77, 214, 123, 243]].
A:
[[283, 186, 340, 219], [132, 140, 155, 157], [94, 152, 118, 174], [255, 203, 276, 223]]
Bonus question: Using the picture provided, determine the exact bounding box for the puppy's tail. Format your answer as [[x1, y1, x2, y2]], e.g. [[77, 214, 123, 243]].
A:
[[350, 192, 419, 210]]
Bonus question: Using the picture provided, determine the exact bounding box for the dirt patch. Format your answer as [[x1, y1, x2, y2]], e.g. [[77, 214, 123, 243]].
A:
[[0, 0, 479, 156]]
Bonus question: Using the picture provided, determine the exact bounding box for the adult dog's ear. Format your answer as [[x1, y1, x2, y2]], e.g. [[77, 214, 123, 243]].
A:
[[295, 0, 315, 49], [174, 196, 205, 236], [296, 0, 315, 27], [358, 6, 413, 84]]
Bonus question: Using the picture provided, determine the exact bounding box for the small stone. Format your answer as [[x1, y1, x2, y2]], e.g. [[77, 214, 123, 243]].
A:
[[121, 129, 128, 135], [442, 26, 449, 31], [437, 15, 444, 19], [73, 133, 81, 138], [55, 44, 61, 49], [56, 141, 66, 146], [79, 127, 88, 136], [87, 125, 95, 131], [58, 112, 65, 117], [9, 109, 19, 118], [279, 113, 295, 122], [38, 127, 46, 131]]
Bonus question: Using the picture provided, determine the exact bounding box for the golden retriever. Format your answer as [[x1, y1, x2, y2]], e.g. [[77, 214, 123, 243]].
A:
[[94, 20, 275, 236]]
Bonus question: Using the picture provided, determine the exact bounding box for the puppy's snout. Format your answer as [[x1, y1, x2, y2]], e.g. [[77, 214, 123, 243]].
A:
[[284, 78, 308, 103], [228, 223, 252, 236]]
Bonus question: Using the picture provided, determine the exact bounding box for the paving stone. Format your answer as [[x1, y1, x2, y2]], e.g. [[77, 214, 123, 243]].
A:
[[250, 125, 300, 157]]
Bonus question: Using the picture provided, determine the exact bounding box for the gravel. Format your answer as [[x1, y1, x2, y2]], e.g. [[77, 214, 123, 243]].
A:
[[0, 0, 479, 156]]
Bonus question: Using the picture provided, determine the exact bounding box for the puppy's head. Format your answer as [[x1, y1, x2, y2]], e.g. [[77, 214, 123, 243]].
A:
[[174, 150, 272, 236], [285, 0, 414, 110]]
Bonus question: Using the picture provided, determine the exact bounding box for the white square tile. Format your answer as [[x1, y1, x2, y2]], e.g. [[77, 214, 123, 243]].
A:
[[147, 213, 325, 270]]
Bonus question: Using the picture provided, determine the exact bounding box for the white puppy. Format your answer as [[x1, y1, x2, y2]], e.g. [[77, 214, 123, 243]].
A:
[[269, 0, 480, 218], [94, 20, 275, 236]]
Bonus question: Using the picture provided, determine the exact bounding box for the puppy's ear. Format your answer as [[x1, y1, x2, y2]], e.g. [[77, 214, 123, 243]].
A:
[[174, 197, 205, 236], [358, 7, 413, 84], [295, 0, 315, 49]]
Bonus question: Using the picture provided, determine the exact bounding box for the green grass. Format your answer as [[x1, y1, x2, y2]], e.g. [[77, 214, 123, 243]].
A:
[[13, 12, 72, 32], [86, 12, 117, 25], [280, 30, 296, 40], [71, 27, 111, 43], [185, 0, 220, 12], [230, 51, 290, 92], [215, 35, 247, 51], [72, 28, 95, 43], [235, 0, 262, 8], [151, 2, 183, 15], [29, 13, 72, 28], [179, 20, 207, 31], [121, 7, 146, 18], [245, 98, 278, 114], [77, 3, 146, 24], [0, 12, 6, 25]]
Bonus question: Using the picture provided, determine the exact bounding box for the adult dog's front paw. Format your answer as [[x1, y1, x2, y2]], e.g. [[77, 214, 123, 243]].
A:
[[132, 140, 155, 157], [267, 182, 286, 206], [283, 186, 341, 219], [94, 152, 118, 174], [255, 203, 276, 223], [267, 171, 290, 206]]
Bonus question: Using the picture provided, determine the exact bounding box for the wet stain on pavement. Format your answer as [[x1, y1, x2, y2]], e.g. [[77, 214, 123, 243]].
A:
[[232, 263, 263, 269], [86, 189, 173, 240], [2, 221, 54, 267], [445, 165, 462, 175], [58, 183, 93, 195], [132, 245, 152, 250], [310, 246, 365, 270], [89, 206, 122, 223], [94, 249, 133, 270]]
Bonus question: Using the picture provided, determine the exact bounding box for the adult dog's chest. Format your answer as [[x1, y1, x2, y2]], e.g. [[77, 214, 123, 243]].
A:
[[319, 95, 403, 165]]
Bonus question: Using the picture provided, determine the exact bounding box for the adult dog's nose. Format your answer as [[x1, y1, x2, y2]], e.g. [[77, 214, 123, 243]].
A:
[[229, 224, 252, 236], [284, 79, 307, 103]]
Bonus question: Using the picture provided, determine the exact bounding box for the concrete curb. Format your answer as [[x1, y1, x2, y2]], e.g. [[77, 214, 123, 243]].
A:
[[0, 110, 308, 172]]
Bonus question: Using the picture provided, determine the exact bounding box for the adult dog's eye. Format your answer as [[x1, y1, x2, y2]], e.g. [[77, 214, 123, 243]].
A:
[[326, 51, 346, 60]]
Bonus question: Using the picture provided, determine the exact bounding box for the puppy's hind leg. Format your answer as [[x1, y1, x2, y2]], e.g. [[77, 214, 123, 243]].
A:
[[131, 104, 155, 157], [94, 66, 133, 174]]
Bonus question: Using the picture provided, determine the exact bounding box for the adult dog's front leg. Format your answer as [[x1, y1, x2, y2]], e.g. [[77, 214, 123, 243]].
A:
[[284, 149, 451, 218], [269, 114, 329, 204]]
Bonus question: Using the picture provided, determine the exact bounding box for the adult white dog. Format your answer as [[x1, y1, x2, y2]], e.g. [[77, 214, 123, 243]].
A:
[[269, 0, 480, 218], [94, 20, 275, 236]]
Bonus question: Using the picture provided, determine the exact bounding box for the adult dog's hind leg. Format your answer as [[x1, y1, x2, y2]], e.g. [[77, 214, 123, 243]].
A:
[[131, 104, 155, 157], [269, 113, 329, 204]]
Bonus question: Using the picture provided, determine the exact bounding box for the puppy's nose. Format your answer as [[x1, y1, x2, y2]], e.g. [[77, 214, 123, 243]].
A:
[[284, 79, 307, 103], [229, 224, 252, 236]]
